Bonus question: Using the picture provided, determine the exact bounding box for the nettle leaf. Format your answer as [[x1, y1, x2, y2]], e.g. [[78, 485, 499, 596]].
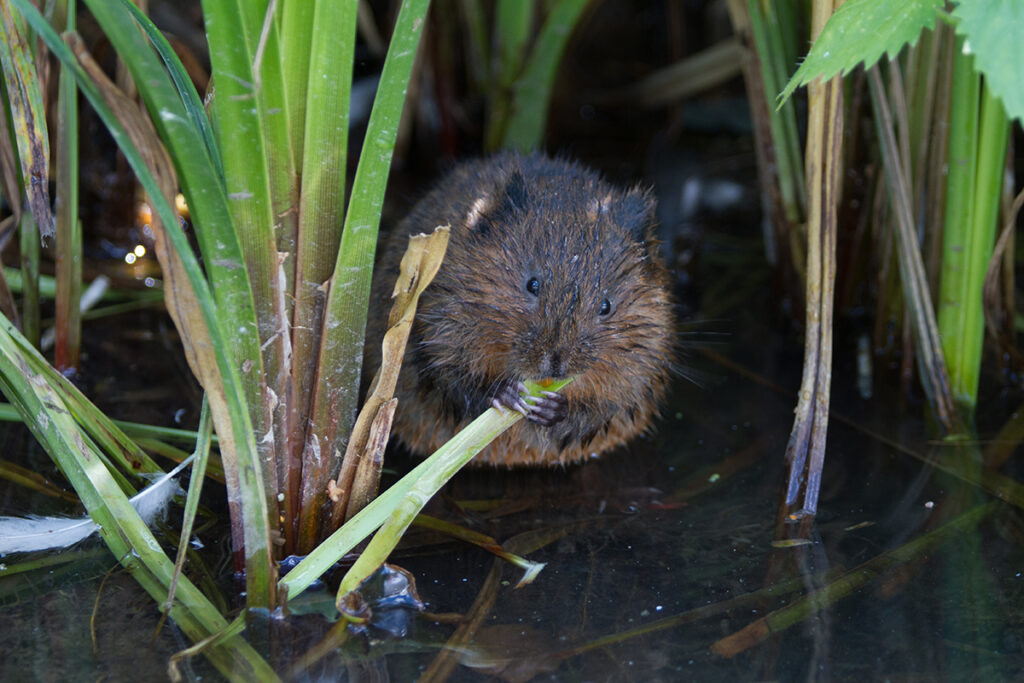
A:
[[953, 0, 1024, 123], [779, 0, 944, 104]]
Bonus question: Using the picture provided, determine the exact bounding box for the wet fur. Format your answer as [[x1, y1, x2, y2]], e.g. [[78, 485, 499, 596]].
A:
[[368, 152, 674, 466]]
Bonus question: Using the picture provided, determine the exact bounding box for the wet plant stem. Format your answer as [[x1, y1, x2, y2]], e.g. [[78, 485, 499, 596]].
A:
[[333, 380, 569, 604], [867, 65, 959, 432], [284, 0, 357, 556], [162, 398, 214, 623], [298, 0, 431, 552], [782, 0, 842, 516]]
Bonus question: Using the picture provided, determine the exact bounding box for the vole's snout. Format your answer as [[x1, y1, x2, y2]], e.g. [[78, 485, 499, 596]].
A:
[[526, 324, 575, 379], [537, 348, 570, 379]]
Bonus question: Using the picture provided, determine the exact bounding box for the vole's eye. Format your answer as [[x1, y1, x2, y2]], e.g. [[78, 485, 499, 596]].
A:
[[599, 298, 613, 316], [525, 277, 540, 296]]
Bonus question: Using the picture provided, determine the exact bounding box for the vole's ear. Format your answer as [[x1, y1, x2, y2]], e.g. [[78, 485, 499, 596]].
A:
[[617, 188, 657, 241], [502, 169, 529, 210], [589, 187, 657, 241], [465, 170, 529, 236]]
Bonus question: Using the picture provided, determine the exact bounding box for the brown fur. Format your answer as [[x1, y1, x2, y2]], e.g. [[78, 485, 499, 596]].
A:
[[368, 152, 674, 466]]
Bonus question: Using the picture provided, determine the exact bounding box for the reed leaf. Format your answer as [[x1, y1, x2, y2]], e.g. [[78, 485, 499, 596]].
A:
[[0, 0, 46, 344], [299, 0, 431, 550], [6, 326, 165, 479], [115, 0, 222, 178], [164, 399, 214, 619], [91, 2, 260, 368], [747, 0, 806, 223], [335, 379, 570, 606], [280, 0, 315, 169], [938, 65, 1009, 410], [0, 0, 53, 244], [485, 0, 536, 149]]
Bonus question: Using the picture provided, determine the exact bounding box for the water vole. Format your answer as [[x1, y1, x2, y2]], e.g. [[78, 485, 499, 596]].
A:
[[369, 152, 674, 466]]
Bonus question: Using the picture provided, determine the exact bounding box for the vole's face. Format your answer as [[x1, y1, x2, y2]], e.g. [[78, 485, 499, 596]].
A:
[[425, 169, 672, 398], [504, 223, 650, 382]]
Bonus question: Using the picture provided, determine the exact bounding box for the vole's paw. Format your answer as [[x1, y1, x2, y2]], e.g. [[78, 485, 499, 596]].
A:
[[489, 380, 532, 417], [489, 382, 568, 427], [524, 390, 568, 427]]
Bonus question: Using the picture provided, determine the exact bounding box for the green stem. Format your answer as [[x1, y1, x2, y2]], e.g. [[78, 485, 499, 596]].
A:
[[285, 0, 358, 552], [938, 41, 1008, 413], [485, 0, 535, 149], [502, 0, 592, 151], [749, 0, 805, 222], [54, 0, 81, 371]]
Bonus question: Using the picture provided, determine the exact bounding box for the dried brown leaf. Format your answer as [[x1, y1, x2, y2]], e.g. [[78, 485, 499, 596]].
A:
[[343, 397, 396, 521], [329, 226, 450, 526]]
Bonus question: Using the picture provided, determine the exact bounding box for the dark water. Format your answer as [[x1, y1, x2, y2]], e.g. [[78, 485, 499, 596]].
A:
[[3, 241, 1023, 681]]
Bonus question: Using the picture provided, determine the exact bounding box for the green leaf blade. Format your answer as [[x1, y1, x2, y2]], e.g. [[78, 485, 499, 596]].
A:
[[779, 0, 944, 103], [116, 0, 224, 179], [953, 0, 1024, 124]]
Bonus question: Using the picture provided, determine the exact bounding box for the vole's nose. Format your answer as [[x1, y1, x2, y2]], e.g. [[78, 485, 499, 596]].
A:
[[538, 349, 570, 378]]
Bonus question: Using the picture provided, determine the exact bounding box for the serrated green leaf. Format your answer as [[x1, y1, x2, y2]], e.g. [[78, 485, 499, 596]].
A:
[[779, 0, 943, 104], [953, 0, 1024, 124]]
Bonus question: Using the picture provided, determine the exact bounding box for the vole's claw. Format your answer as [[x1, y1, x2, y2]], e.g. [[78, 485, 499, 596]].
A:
[[490, 381, 530, 417], [489, 381, 567, 424], [524, 391, 568, 427]]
